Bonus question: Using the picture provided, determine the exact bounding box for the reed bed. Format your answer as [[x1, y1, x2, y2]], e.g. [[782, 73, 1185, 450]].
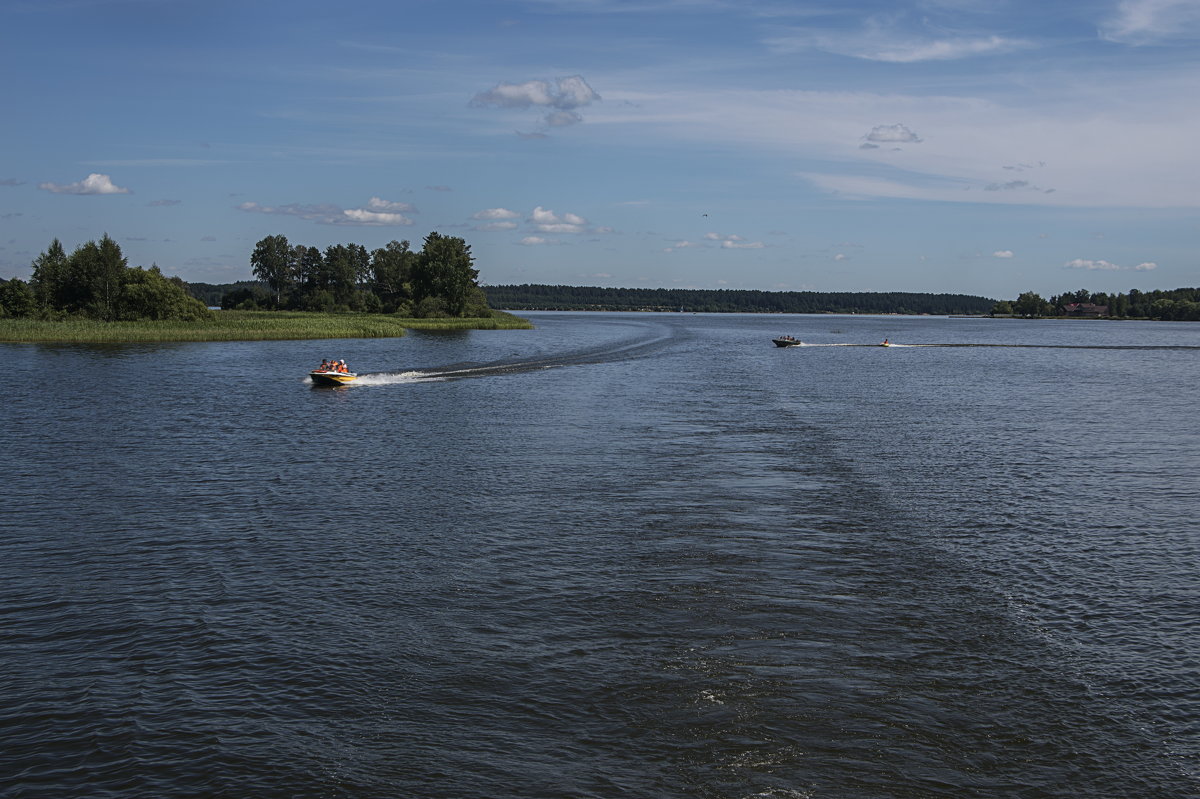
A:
[[0, 310, 532, 343]]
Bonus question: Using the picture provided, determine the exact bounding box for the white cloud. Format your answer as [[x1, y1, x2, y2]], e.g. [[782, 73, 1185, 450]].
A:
[[366, 197, 414, 213], [519, 236, 551, 246], [342, 208, 412, 225], [1101, 0, 1200, 44], [529, 205, 589, 233], [607, 78, 1200, 208], [472, 208, 521, 220], [476, 221, 519, 232], [993, 250, 1014, 258], [472, 75, 600, 128], [834, 253, 848, 261], [1135, 261, 1159, 271], [1065, 258, 1121, 270], [39, 173, 131, 195], [700, 230, 763, 249], [239, 198, 415, 226]]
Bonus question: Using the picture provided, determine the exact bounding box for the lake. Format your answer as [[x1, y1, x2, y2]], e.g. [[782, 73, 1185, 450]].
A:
[[3, 312, 1198, 798]]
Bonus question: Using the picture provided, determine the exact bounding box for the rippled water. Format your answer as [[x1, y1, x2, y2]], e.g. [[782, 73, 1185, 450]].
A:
[[3, 313, 1198, 798]]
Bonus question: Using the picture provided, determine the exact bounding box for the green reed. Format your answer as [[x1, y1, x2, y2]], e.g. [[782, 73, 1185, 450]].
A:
[[0, 310, 533, 343]]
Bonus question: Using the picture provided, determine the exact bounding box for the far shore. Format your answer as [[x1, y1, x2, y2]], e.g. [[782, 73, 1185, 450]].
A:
[[0, 310, 533, 344]]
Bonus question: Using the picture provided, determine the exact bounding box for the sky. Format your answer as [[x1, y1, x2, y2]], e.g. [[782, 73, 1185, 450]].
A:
[[2, 0, 1198, 300]]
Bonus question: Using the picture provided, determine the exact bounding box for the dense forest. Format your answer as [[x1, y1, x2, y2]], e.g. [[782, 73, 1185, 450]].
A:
[[481, 284, 996, 315], [993, 288, 1200, 320], [0, 231, 494, 321], [237, 232, 490, 317], [0, 235, 211, 321]]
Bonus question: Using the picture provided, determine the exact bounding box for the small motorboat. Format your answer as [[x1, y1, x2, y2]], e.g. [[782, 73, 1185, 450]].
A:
[[773, 336, 803, 347], [309, 369, 358, 386]]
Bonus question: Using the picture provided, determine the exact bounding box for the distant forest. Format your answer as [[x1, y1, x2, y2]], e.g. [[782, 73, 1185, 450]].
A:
[[480, 284, 996, 315], [994, 288, 1200, 321]]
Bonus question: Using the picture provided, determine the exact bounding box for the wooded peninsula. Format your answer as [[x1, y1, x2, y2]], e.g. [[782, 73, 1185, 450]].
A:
[[3, 231, 1198, 341], [0, 232, 529, 342]]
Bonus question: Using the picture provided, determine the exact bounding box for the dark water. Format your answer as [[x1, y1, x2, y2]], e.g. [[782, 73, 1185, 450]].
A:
[[3, 313, 1198, 798]]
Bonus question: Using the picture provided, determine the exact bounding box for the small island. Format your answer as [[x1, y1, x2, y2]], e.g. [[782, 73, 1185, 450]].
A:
[[0, 232, 531, 343]]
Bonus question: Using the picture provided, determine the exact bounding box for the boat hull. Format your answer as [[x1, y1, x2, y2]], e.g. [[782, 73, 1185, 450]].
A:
[[772, 338, 802, 347], [310, 370, 358, 386]]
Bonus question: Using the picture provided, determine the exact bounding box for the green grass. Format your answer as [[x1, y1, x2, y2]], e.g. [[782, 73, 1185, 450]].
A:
[[0, 310, 533, 343]]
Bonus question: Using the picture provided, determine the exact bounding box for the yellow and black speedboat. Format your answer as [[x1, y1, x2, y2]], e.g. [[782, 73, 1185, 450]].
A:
[[309, 369, 358, 386]]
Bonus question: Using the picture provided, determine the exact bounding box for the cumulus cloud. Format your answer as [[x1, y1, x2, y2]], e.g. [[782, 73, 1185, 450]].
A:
[[529, 205, 589, 234], [39, 173, 131, 195], [1065, 258, 1121, 270], [472, 75, 600, 129], [366, 197, 415, 213], [1135, 261, 1158, 270], [993, 250, 1014, 258], [239, 197, 415, 226], [472, 208, 521, 221], [519, 236, 551, 246], [864, 123, 922, 144]]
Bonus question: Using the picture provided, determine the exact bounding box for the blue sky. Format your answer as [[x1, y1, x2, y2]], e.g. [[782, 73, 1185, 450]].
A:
[[2, 0, 1198, 299]]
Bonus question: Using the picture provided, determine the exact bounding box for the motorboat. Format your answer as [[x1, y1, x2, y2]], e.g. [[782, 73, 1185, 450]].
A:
[[772, 336, 803, 347], [309, 369, 358, 386]]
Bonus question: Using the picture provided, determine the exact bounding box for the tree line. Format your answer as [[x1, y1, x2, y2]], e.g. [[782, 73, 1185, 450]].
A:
[[481, 284, 996, 315], [242, 232, 490, 317], [0, 235, 211, 321], [993, 288, 1200, 320]]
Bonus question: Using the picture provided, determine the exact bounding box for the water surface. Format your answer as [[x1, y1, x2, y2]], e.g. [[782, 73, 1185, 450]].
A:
[[3, 313, 1198, 798]]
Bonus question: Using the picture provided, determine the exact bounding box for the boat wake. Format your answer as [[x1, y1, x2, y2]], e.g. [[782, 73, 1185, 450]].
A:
[[351, 371, 443, 386], [344, 319, 682, 387], [791, 342, 1200, 350]]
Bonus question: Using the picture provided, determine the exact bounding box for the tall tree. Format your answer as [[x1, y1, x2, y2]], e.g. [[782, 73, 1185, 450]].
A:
[[250, 234, 293, 305], [1014, 290, 1050, 318], [370, 240, 415, 312], [412, 232, 479, 316], [29, 238, 68, 312], [66, 234, 128, 320], [323, 244, 359, 304]]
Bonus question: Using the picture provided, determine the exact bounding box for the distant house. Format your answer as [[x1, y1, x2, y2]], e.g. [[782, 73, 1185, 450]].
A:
[[1063, 302, 1108, 318]]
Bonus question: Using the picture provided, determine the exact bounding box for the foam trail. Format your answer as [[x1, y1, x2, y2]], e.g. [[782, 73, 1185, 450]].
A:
[[354, 371, 444, 386]]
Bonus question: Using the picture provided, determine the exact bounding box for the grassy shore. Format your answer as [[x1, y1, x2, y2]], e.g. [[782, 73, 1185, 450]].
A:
[[0, 310, 533, 343]]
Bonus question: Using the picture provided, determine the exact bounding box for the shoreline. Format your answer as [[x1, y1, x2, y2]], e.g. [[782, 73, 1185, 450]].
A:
[[0, 310, 533, 344]]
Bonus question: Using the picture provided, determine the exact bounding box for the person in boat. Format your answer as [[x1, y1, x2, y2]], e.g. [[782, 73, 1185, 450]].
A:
[[317, 359, 330, 372], [882, 338, 889, 346], [338, 359, 349, 373]]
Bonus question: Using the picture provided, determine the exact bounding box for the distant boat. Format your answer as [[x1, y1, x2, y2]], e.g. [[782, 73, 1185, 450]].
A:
[[310, 369, 358, 386], [773, 336, 802, 347]]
